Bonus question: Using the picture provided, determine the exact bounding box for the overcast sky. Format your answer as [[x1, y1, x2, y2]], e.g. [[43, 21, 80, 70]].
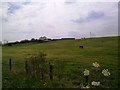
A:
[[0, 1, 118, 42]]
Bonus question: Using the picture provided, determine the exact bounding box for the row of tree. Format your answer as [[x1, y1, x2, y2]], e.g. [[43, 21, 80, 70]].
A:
[[4, 37, 52, 46], [3, 36, 75, 46]]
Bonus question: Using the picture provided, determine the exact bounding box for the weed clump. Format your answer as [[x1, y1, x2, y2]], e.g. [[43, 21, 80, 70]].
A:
[[26, 52, 47, 80]]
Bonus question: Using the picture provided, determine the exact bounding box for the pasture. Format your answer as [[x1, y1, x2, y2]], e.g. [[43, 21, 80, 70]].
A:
[[2, 36, 119, 88]]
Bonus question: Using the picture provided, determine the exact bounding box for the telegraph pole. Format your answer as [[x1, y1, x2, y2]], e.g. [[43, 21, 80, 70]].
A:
[[90, 32, 91, 38]]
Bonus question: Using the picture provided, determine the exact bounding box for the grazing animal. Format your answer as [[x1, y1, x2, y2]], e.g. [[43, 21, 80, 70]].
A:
[[79, 46, 84, 49]]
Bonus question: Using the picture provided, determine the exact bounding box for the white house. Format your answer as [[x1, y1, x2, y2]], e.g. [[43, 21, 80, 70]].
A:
[[39, 36, 50, 41]]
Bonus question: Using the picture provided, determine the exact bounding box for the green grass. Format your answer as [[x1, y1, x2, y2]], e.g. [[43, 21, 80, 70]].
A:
[[2, 36, 119, 88]]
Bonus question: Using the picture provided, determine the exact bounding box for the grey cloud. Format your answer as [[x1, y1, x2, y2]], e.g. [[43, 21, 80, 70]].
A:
[[71, 17, 87, 23], [2, 17, 8, 22], [71, 10, 104, 23], [22, 1, 31, 5], [97, 25, 118, 37], [87, 10, 104, 20], [46, 24, 55, 28], [7, 2, 21, 15], [64, 0, 77, 4], [68, 31, 88, 38], [21, 31, 35, 34]]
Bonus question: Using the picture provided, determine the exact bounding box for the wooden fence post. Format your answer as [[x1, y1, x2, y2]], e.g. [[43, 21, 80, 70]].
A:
[[49, 63, 53, 80], [25, 60, 28, 74], [85, 76, 88, 84], [9, 58, 12, 70], [57, 62, 60, 81]]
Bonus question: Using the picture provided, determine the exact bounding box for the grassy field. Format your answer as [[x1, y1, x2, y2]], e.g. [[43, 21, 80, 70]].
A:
[[2, 36, 119, 88]]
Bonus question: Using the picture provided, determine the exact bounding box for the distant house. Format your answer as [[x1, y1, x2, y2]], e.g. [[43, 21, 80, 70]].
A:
[[61, 38, 75, 40], [39, 36, 51, 41], [52, 39, 61, 41]]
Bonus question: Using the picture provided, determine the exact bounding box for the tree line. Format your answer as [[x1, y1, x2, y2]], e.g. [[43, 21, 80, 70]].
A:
[[4, 37, 52, 46]]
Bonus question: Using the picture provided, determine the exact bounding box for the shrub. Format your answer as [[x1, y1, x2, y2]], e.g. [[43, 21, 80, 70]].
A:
[[26, 52, 47, 80]]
